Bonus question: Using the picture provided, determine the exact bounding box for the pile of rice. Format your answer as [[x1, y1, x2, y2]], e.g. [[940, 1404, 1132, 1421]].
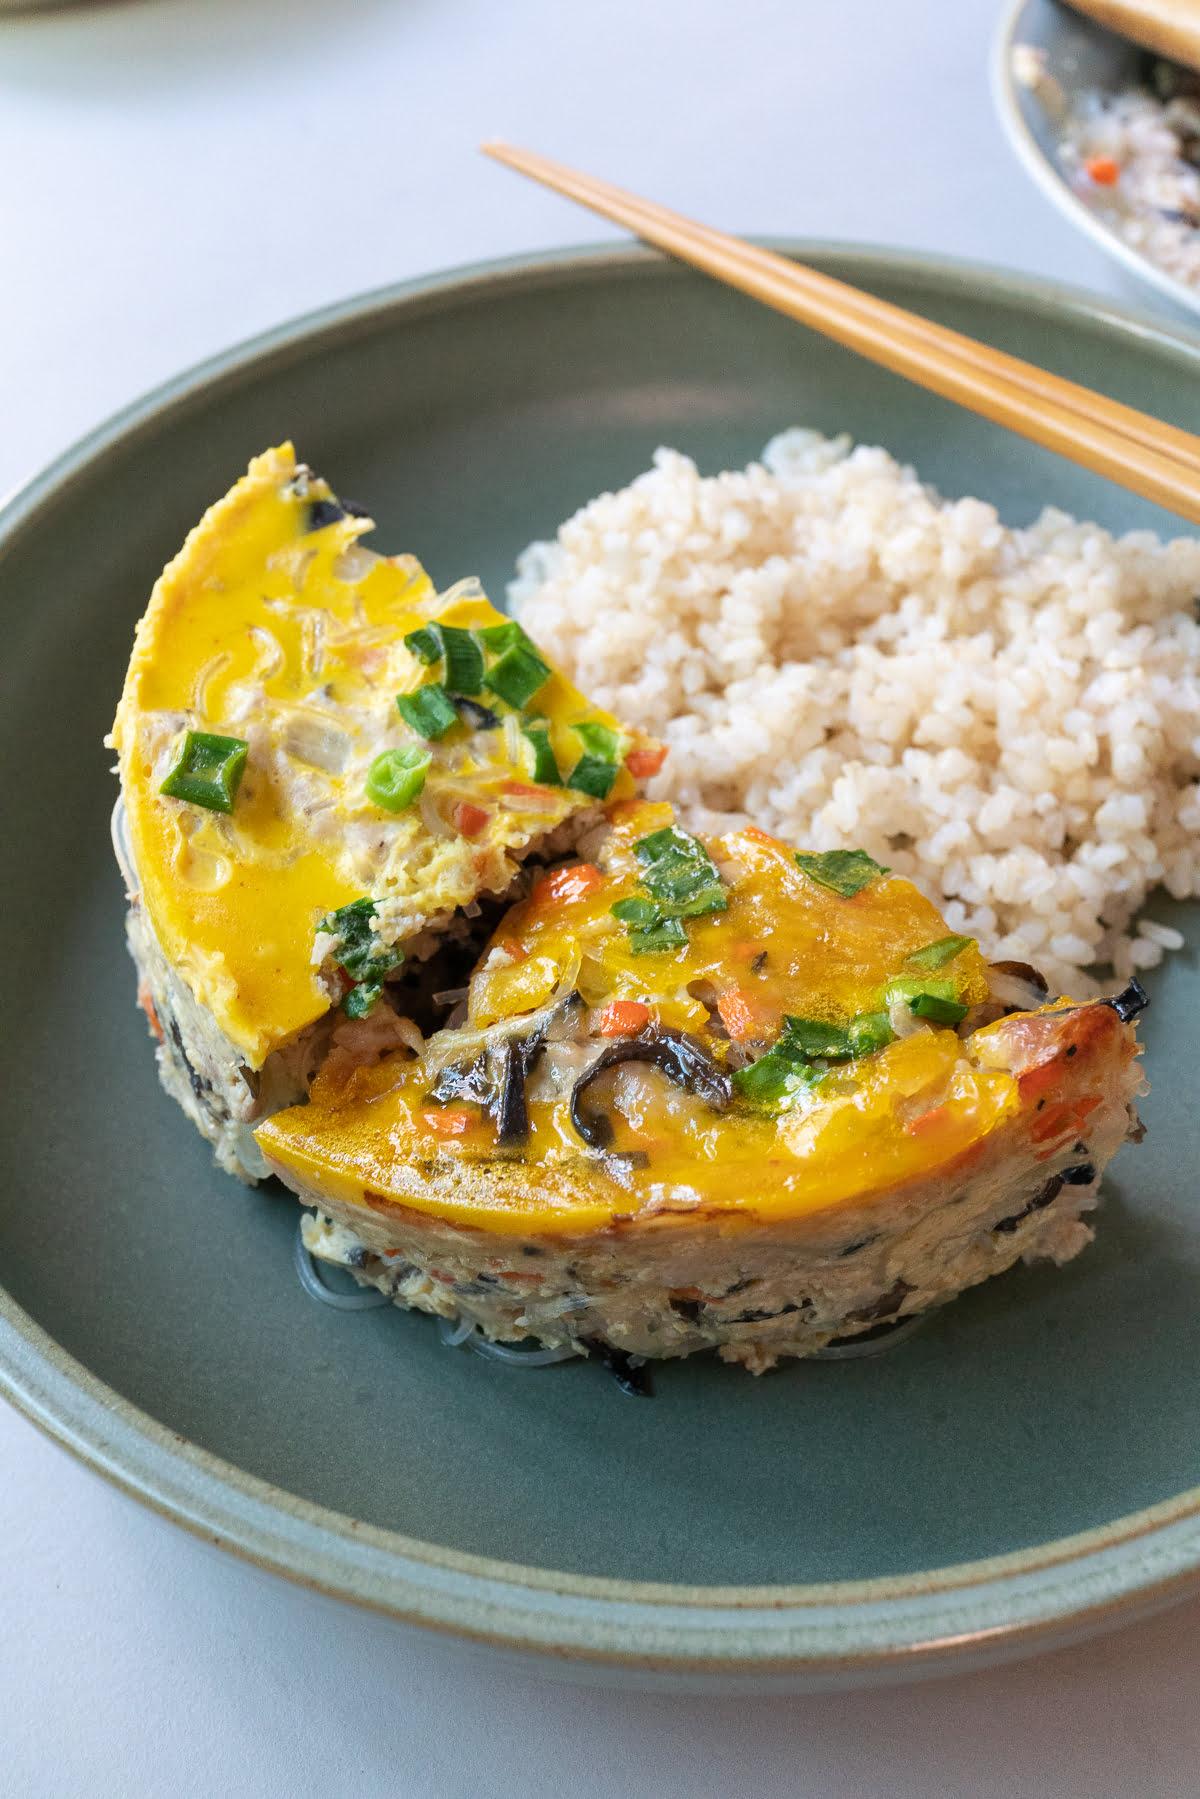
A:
[[511, 430, 1200, 996]]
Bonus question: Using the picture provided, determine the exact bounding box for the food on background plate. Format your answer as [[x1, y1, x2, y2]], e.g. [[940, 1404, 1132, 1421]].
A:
[[1016, 46, 1200, 292], [511, 428, 1200, 999], [258, 801, 1148, 1375], [108, 446, 655, 1181]]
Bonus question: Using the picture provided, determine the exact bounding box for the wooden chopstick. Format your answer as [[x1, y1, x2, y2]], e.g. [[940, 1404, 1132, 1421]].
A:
[[1065, 0, 1200, 75], [481, 141, 1200, 526]]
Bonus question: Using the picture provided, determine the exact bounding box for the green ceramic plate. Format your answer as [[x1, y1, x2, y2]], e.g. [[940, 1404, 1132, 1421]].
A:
[[3, 245, 1200, 1692]]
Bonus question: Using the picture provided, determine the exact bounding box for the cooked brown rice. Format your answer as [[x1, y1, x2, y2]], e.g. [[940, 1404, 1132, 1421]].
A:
[[510, 429, 1200, 996]]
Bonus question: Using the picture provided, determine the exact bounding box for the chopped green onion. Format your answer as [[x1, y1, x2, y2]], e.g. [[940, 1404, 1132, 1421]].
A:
[[611, 897, 688, 953], [483, 643, 552, 708], [402, 623, 484, 693], [566, 754, 618, 799], [365, 745, 431, 812], [779, 1016, 854, 1061], [847, 1011, 895, 1057], [794, 848, 889, 898], [159, 730, 249, 814], [522, 725, 562, 786], [611, 895, 660, 926], [436, 624, 484, 695], [611, 826, 727, 955], [572, 721, 621, 762], [564, 720, 621, 799], [885, 974, 968, 1026], [906, 934, 974, 971], [395, 683, 458, 740], [732, 1051, 821, 1112], [342, 981, 382, 1019], [318, 899, 402, 1018], [908, 992, 969, 1025], [627, 917, 689, 955], [886, 974, 958, 1006], [734, 1004, 899, 1112], [479, 619, 531, 653], [403, 627, 441, 666], [317, 898, 401, 982], [634, 826, 727, 918]]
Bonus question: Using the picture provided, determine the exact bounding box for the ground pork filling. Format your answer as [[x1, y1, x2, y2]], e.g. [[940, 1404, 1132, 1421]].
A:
[[298, 1168, 1099, 1375]]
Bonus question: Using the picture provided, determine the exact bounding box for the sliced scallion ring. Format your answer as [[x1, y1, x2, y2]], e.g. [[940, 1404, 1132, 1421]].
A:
[[365, 745, 431, 812], [483, 642, 552, 708], [159, 729, 249, 813], [522, 724, 562, 785], [395, 682, 458, 740]]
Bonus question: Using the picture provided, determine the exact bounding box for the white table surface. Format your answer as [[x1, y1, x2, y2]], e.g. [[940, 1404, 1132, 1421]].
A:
[[4, 1, 1200, 1792]]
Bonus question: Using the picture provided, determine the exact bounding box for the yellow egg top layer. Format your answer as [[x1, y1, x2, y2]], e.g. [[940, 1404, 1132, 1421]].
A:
[[110, 444, 637, 1068], [256, 804, 1021, 1235]]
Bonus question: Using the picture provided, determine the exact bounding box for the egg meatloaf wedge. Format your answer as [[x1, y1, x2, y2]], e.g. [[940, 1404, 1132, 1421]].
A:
[[256, 802, 1148, 1373], [108, 445, 659, 1182]]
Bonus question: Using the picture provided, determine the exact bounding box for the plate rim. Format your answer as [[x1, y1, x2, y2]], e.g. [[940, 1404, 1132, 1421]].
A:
[[991, 0, 1200, 320], [5, 237, 1200, 1680]]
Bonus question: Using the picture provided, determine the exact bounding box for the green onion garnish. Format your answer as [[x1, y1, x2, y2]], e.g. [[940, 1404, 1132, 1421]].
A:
[[402, 623, 484, 693], [318, 897, 403, 1018], [794, 848, 889, 898], [611, 893, 688, 952], [908, 992, 969, 1025], [566, 721, 622, 797], [627, 916, 689, 955], [479, 620, 527, 653], [365, 745, 431, 812], [906, 934, 974, 971], [572, 721, 621, 762], [610, 826, 728, 954], [403, 627, 441, 666], [483, 642, 552, 708], [847, 1011, 895, 1057], [779, 1016, 854, 1061], [159, 730, 249, 814], [522, 725, 562, 786], [611, 896, 688, 953], [610, 895, 658, 926], [436, 624, 484, 695], [733, 1007, 897, 1112], [634, 826, 727, 918], [885, 974, 968, 1027], [395, 683, 458, 740], [732, 1051, 821, 1112], [342, 982, 383, 1019], [566, 755, 617, 799]]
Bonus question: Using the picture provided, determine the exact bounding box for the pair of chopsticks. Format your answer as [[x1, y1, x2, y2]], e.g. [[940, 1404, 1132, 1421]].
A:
[[482, 142, 1200, 527]]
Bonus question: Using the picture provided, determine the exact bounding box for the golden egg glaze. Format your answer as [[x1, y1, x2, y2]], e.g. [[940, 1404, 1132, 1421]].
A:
[[257, 803, 1141, 1237], [110, 445, 640, 1069]]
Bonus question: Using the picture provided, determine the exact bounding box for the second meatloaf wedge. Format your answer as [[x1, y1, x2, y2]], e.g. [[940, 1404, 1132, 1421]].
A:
[[257, 803, 1147, 1372], [108, 445, 657, 1180]]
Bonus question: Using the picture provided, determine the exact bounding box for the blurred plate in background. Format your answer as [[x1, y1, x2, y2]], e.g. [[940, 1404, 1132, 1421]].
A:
[[993, 0, 1200, 319]]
